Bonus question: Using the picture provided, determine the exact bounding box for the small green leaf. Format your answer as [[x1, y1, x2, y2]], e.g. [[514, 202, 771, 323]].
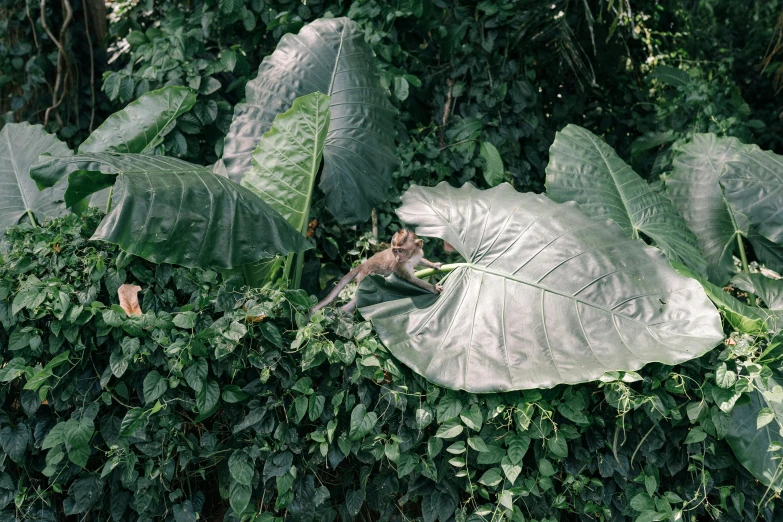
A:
[[757, 407, 775, 429], [478, 468, 503, 487], [435, 419, 464, 439], [228, 450, 254, 486], [459, 404, 483, 431], [143, 371, 168, 405], [349, 404, 378, 441], [184, 358, 208, 393], [480, 141, 504, 187], [222, 384, 248, 403], [309, 394, 325, 421], [715, 363, 738, 388], [229, 481, 251, 514], [501, 456, 522, 483], [684, 427, 707, 444], [196, 380, 220, 415]]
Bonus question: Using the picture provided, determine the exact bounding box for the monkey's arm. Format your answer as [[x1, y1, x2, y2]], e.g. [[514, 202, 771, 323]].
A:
[[417, 258, 443, 269], [399, 270, 443, 294]]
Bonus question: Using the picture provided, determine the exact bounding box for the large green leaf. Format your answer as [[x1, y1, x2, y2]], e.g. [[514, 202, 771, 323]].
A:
[[30, 153, 311, 268], [722, 148, 783, 246], [217, 17, 398, 224], [731, 273, 783, 310], [727, 376, 783, 493], [0, 123, 72, 232], [673, 262, 783, 334], [666, 134, 753, 285], [77, 86, 196, 209], [546, 124, 707, 275], [79, 86, 196, 154], [357, 182, 724, 392], [241, 92, 330, 233]]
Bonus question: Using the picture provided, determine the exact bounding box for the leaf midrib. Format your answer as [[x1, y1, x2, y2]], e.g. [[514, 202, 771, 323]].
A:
[[460, 262, 658, 327]]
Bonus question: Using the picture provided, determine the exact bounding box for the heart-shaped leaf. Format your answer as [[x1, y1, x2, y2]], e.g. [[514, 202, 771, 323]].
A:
[[30, 153, 311, 269], [666, 134, 753, 285], [546, 124, 707, 275], [0, 123, 72, 232], [358, 182, 724, 392], [217, 17, 398, 224]]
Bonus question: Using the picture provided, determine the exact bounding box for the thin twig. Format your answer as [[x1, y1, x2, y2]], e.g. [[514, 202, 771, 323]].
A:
[[438, 78, 455, 148], [41, 0, 74, 126], [26, 1, 39, 50], [81, 0, 96, 132]]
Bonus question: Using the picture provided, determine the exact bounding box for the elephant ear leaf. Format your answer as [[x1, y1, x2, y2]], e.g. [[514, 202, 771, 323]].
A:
[[546, 124, 707, 276], [0, 123, 73, 233], [727, 376, 783, 493], [722, 148, 783, 246], [357, 182, 724, 392], [218, 17, 398, 224], [76, 86, 197, 209], [30, 153, 311, 269], [666, 134, 753, 285], [731, 273, 783, 310]]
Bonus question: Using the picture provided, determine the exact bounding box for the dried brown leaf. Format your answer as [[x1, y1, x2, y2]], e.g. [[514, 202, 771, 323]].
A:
[[118, 283, 142, 316]]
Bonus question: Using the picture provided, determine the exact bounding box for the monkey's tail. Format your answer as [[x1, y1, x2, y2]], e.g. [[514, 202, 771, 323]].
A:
[[309, 267, 360, 316]]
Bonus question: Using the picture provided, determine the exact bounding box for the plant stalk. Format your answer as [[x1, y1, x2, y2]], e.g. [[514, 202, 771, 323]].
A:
[[105, 187, 113, 214], [414, 263, 465, 278], [735, 233, 756, 304], [26, 210, 37, 227]]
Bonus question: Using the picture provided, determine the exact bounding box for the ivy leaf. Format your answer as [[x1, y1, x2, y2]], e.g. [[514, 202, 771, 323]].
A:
[[229, 481, 251, 514], [506, 433, 530, 465], [184, 358, 208, 393], [196, 380, 220, 416], [757, 408, 775, 429], [501, 456, 522, 483], [0, 424, 29, 463], [715, 363, 738, 388], [345, 488, 365, 517], [109, 350, 129, 378], [459, 404, 483, 431], [222, 385, 249, 403], [684, 427, 707, 444], [478, 468, 503, 487], [173, 501, 197, 522], [119, 408, 148, 438], [309, 395, 325, 421], [435, 419, 463, 439], [228, 450, 254, 486], [349, 404, 378, 441], [143, 371, 168, 405], [64, 418, 94, 468]]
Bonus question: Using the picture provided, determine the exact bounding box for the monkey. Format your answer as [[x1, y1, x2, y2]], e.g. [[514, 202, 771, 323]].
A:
[[309, 229, 444, 316]]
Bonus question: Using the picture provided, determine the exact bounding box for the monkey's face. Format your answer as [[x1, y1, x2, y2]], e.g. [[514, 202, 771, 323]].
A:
[[391, 230, 423, 264]]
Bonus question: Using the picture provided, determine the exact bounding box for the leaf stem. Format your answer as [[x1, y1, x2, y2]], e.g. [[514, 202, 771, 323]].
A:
[[26, 210, 37, 227], [414, 263, 467, 278], [736, 234, 755, 304], [105, 187, 113, 214]]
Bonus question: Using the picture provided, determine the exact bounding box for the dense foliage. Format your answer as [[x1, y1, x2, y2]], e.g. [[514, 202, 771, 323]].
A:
[[0, 211, 780, 521]]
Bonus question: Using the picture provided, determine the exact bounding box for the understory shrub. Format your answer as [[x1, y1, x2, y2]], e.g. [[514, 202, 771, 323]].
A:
[[0, 212, 780, 521]]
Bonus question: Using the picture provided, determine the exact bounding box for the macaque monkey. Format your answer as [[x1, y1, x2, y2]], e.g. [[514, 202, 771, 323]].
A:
[[309, 229, 444, 316]]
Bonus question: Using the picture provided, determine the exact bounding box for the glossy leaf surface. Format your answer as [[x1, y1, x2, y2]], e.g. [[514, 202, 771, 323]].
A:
[[31, 153, 311, 268], [722, 148, 783, 245], [78, 86, 196, 154], [666, 134, 752, 285], [78, 86, 196, 209], [546, 124, 706, 275], [0, 123, 72, 232], [218, 17, 398, 224], [727, 376, 783, 492], [731, 273, 783, 310], [241, 93, 330, 233], [358, 182, 724, 392]]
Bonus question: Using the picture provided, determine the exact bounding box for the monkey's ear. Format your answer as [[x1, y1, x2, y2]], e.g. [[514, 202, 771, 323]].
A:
[[415, 239, 423, 247]]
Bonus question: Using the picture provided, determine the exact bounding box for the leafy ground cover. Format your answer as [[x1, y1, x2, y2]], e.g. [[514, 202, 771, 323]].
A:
[[0, 208, 780, 521]]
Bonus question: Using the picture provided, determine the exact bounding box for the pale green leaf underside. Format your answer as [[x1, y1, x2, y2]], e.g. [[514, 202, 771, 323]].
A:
[[480, 141, 504, 187], [241, 92, 330, 233], [546, 124, 707, 276], [727, 376, 783, 492], [358, 182, 724, 392], [0, 123, 72, 233]]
